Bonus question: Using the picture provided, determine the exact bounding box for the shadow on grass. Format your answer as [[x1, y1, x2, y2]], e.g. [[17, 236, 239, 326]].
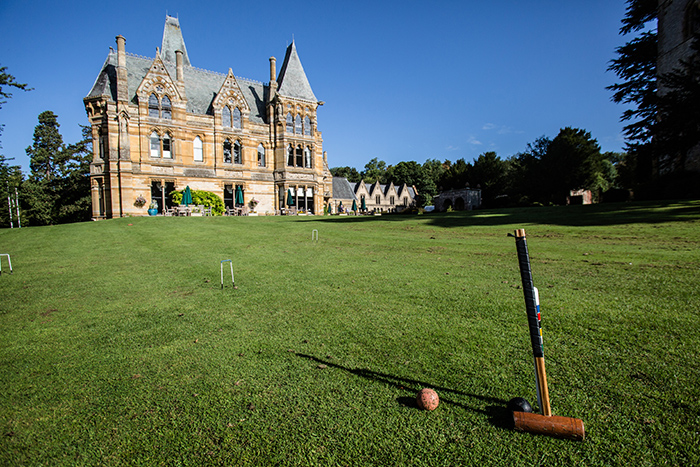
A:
[[293, 200, 700, 228], [296, 353, 513, 430]]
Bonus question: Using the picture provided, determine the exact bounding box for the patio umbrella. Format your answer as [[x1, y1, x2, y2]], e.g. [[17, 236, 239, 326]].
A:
[[286, 189, 294, 207], [182, 186, 193, 206], [235, 185, 244, 205], [361, 197, 366, 211], [327, 200, 332, 214], [352, 199, 357, 211]]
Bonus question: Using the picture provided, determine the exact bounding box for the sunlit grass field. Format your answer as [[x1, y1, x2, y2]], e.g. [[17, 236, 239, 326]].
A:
[[1, 201, 699, 466]]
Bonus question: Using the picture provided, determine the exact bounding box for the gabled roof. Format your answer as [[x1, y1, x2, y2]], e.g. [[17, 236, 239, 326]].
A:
[[161, 16, 190, 66], [85, 18, 269, 124], [332, 177, 357, 200], [277, 41, 317, 102]]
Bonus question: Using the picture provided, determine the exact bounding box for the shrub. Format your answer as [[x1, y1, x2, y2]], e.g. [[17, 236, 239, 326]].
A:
[[171, 190, 225, 215]]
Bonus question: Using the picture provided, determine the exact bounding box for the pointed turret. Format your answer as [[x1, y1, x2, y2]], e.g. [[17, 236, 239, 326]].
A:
[[277, 41, 316, 102], [161, 15, 190, 66]]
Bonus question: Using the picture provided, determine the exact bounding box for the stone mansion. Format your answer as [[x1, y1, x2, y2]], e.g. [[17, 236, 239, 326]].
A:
[[85, 16, 332, 217]]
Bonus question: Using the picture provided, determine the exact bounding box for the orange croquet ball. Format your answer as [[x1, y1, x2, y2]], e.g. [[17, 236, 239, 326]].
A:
[[416, 388, 439, 411]]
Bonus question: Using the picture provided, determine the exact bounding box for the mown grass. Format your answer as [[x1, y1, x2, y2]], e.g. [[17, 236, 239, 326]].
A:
[[1, 200, 699, 466]]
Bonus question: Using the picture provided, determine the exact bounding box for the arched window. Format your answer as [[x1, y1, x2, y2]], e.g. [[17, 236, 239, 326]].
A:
[[376, 195, 381, 205], [304, 146, 312, 168], [222, 107, 232, 128], [257, 143, 265, 167], [287, 144, 294, 166], [304, 116, 311, 136], [685, 1, 700, 39], [161, 96, 172, 120], [223, 139, 232, 163], [295, 115, 302, 134], [162, 133, 172, 158], [295, 145, 303, 167], [193, 136, 203, 162], [233, 140, 242, 164], [232, 107, 242, 129], [150, 131, 160, 157], [286, 113, 293, 133], [149, 94, 159, 118]]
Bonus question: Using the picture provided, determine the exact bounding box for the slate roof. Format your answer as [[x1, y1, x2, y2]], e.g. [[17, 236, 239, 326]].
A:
[[277, 41, 317, 102], [351, 182, 416, 200], [161, 16, 190, 66], [332, 177, 358, 200], [86, 16, 271, 124]]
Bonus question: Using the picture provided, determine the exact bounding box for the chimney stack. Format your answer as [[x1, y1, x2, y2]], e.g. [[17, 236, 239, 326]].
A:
[[176, 50, 184, 83], [269, 57, 277, 85], [115, 35, 128, 103]]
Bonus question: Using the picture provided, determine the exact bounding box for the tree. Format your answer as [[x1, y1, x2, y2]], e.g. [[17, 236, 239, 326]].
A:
[[541, 127, 604, 204], [361, 158, 387, 184], [469, 152, 509, 207], [0, 155, 24, 227], [607, 0, 658, 193], [506, 136, 551, 205], [0, 65, 31, 149], [330, 166, 361, 182], [22, 112, 92, 225]]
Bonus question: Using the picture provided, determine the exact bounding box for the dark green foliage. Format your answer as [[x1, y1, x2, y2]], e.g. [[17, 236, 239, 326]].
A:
[[171, 189, 225, 215], [469, 152, 509, 207], [0, 65, 30, 108], [22, 112, 91, 225], [330, 166, 361, 182], [360, 157, 387, 184], [0, 156, 23, 227], [541, 128, 605, 204]]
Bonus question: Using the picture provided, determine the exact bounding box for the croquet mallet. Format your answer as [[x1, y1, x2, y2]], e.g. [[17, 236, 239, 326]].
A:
[[511, 229, 585, 441]]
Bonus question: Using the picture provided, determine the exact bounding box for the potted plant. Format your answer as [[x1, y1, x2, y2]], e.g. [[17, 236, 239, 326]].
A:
[[148, 200, 159, 216], [134, 195, 147, 208], [248, 198, 259, 216]]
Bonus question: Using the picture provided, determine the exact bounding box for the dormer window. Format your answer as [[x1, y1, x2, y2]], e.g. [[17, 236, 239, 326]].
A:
[[222, 107, 232, 128], [149, 94, 159, 118], [161, 96, 171, 120], [148, 93, 172, 119], [233, 107, 242, 129]]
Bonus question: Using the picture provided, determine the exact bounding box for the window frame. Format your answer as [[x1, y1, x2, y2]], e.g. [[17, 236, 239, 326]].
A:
[[193, 136, 203, 162], [232, 107, 242, 129], [257, 143, 265, 167], [223, 139, 232, 163], [222, 106, 232, 128], [233, 140, 242, 164], [150, 131, 161, 158]]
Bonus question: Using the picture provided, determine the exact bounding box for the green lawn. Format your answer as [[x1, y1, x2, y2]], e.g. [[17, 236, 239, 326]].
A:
[[1, 201, 699, 466]]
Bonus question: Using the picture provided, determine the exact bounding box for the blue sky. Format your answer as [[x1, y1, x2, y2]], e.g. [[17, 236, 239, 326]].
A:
[[0, 0, 634, 173]]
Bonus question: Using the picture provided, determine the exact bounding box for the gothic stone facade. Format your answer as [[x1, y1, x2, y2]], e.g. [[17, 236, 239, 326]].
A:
[[658, 0, 700, 173], [329, 178, 418, 213], [84, 16, 332, 218]]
